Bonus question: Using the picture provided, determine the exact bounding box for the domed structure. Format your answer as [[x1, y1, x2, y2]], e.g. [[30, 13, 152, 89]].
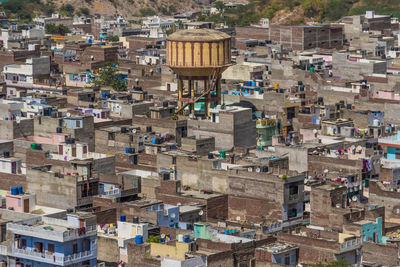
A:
[[166, 29, 232, 116]]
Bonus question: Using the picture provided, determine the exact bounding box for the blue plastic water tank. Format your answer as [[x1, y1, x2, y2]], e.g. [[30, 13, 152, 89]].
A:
[[120, 215, 126, 222], [135, 235, 143, 244], [102, 92, 107, 98], [16, 186, 23, 195], [151, 138, 157, 144], [11, 187, 18, 195], [125, 147, 131, 154], [224, 229, 229, 235], [184, 235, 190, 243]]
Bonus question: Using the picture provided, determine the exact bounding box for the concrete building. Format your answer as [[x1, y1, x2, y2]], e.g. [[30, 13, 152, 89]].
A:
[[268, 25, 343, 51], [332, 52, 387, 80], [3, 56, 50, 85], [187, 106, 256, 150], [7, 212, 97, 267]]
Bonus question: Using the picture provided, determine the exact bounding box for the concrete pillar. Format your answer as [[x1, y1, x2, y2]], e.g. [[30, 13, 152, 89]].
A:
[[216, 75, 222, 105], [178, 79, 183, 109], [189, 80, 195, 115]]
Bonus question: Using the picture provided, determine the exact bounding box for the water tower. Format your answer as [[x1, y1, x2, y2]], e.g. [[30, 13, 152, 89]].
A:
[[166, 29, 231, 116]]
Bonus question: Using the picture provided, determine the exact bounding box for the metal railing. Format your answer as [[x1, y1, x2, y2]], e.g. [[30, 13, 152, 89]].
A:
[[12, 247, 94, 265], [340, 238, 362, 252]]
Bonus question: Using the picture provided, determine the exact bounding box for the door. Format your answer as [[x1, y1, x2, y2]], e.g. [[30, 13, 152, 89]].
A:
[[72, 147, 76, 157], [73, 243, 78, 254], [11, 162, 16, 174], [24, 199, 29, 213]]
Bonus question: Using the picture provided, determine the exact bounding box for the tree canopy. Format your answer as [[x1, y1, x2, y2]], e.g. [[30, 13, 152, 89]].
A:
[[45, 24, 71, 35], [94, 64, 127, 91]]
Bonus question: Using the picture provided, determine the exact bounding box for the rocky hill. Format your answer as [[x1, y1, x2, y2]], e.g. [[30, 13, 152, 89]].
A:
[[48, 0, 200, 18]]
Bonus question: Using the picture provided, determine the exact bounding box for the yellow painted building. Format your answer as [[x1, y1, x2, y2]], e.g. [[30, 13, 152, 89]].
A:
[[150, 241, 190, 260]]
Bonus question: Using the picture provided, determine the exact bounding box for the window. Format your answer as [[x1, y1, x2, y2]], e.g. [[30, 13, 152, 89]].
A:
[[48, 244, 55, 253], [34, 242, 44, 253], [289, 208, 297, 218], [108, 132, 115, 140], [21, 239, 26, 249], [76, 120, 81, 127], [289, 185, 298, 195], [73, 243, 78, 254], [132, 178, 138, 189]]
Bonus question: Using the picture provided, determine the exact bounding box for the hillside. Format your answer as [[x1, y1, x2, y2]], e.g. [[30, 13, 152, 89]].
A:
[[0, 0, 200, 22], [204, 0, 400, 26], [1, 0, 400, 25]]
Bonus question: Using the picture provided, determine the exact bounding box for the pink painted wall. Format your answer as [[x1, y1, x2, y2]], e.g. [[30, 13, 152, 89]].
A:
[[373, 90, 400, 101], [17, 134, 69, 145], [6, 194, 23, 212], [313, 55, 332, 64]]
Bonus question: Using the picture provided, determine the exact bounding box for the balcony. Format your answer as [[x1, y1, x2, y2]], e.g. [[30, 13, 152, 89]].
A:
[[11, 247, 95, 266], [12, 248, 64, 265], [340, 237, 362, 253], [0, 245, 7, 256]]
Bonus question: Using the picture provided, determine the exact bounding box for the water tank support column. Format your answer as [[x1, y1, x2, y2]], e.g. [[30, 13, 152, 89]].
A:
[[189, 80, 195, 115], [178, 79, 184, 109], [216, 75, 222, 105], [204, 80, 210, 117]]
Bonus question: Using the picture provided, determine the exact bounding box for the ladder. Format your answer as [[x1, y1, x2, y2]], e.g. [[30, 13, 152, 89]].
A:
[[174, 69, 218, 115]]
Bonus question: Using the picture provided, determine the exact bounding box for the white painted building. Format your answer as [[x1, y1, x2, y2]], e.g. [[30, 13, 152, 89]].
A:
[[3, 56, 50, 85]]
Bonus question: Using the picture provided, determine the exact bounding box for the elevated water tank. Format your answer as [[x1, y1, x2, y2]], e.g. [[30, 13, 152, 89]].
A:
[[166, 29, 231, 77]]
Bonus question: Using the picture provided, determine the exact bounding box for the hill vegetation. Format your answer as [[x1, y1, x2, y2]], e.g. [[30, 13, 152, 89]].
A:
[[202, 0, 400, 26], [1, 0, 400, 26]]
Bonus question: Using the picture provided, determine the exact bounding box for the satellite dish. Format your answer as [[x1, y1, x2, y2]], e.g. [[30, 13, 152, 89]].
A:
[[313, 129, 318, 134], [352, 196, 358, 202], [247, 167, 253, 172], [356, 145, 362, 152], [256, 167, 261, 173], [161, 234, 166, 239], [324, 169, 329, 173], [170, 213, 176, 219], [177, 202, 181, 206], [66, 112, 71, 117], [350, 145, 355, 151], [199, 210, 204, 216]]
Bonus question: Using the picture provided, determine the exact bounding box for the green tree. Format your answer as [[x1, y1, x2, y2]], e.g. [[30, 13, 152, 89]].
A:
[[139, 7, 156, 17], [322, 0, 348, 21], [60, 4, 75, 17], [79, 7, 90, 16], [42, 2, 55, 16], [301, 0, 324, 18], [107, 35, 119, 42], [94, 64, 127, 91], [45, 23, 71, 35], [214, 1, 226, 12]]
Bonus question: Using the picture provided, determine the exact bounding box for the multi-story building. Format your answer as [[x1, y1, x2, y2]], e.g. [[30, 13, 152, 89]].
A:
[[7, 212, 97, 267]]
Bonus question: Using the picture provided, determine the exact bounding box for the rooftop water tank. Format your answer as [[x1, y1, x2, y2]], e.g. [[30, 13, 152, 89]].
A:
[[16, 186, 23, 195]]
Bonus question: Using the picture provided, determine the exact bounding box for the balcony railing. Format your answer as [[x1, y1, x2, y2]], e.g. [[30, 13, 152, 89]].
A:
[[64, 250, 93, 264], [12, 247, 95, 266], [340, 238, 362, 252], [0, 245, 7, 256], [12, 248, 64, 265]]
